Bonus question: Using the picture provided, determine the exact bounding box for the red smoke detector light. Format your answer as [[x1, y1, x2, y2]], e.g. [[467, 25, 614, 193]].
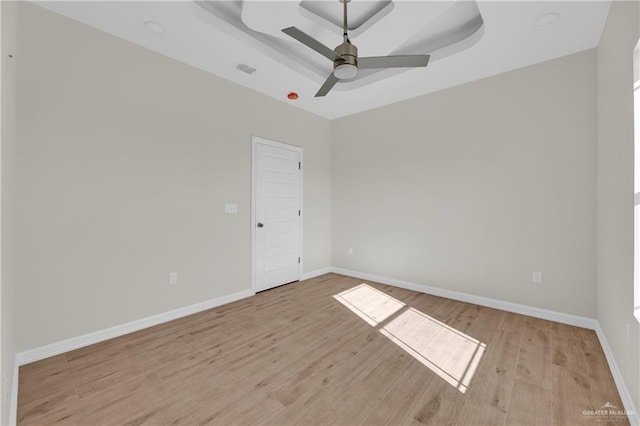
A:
[[287, 92, 299, 100]]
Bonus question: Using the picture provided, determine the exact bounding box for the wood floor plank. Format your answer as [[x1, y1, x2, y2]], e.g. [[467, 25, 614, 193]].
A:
[[17, 387, 78, 425], [406, 377, 466, 426], [552, 335, 590, 373], [552, 364, 596, 425], [360, 360, 437, 425], [17, 274, 628, 426], [18, 355, 67, 382], [324, 344, 414, 424], [455, 328, 521, 426], [516, 329, 553, 389], [505, 379, 553, 426]]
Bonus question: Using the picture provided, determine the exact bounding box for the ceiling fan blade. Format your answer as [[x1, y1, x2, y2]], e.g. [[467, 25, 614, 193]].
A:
[[359, 55, 430, 70], [315, 73, 339, 97], [282, 27, 343, 62]]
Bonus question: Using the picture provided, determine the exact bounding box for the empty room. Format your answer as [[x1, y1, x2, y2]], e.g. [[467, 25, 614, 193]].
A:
[[1, 0, 639, 425]]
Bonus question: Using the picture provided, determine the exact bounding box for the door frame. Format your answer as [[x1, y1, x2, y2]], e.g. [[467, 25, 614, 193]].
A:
[[251, 136, 303, 294]]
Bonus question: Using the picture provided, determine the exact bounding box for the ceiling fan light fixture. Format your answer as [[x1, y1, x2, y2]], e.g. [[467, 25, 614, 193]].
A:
[[334, 63, 358, 80]]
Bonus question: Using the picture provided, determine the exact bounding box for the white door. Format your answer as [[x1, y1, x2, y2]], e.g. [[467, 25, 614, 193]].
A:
[[253, 137, 302, 292]]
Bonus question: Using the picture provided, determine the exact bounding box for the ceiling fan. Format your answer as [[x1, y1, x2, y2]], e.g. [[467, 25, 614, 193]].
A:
[[282, 0, 430, 97]]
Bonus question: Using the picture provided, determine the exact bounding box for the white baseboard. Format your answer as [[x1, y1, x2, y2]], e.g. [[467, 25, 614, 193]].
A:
[[300, 266, 333, 281], [595, 324, 640, 426], [332, 267, 597, 329], [15, 289, 254, 366], [9, 359, 18, 426]]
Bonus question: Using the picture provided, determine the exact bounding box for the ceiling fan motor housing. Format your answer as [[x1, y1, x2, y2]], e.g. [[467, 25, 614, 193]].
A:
[[334, 41, 358, 69]]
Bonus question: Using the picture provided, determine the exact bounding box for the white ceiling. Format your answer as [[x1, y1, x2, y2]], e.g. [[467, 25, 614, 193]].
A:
[[33, 1, 611, 120]]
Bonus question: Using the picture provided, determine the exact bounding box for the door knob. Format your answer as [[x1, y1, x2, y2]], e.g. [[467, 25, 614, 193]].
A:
[[257, 223, 264, 228]]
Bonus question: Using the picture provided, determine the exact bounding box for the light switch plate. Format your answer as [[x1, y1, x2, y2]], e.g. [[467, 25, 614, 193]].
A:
[[225, 203, 238, 214], [532, 271, 543, 284]]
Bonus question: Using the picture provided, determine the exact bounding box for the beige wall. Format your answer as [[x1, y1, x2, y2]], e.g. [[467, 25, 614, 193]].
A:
[[1, 1, 18, 424], [332, 49, 598, 318], [596, 0, 640, 409], [14, 2, 332, 351]]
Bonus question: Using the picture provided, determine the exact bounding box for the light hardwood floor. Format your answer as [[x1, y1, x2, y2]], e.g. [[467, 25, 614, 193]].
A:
[[18, 273, 628, 425]]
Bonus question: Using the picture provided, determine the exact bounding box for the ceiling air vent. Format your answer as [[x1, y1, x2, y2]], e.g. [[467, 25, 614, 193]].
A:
[[234, 62, 257, 75]]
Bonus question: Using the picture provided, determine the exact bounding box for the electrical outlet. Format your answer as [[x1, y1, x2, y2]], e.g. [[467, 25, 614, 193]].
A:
[[169, 272, 178, 285], [532, 272, 543, 284], [348, 247, 354, 255], [224, 203, 238, 214]]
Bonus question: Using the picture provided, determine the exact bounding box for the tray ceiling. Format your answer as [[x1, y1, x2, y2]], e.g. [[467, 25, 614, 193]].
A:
[[32, 1, 611, 119]]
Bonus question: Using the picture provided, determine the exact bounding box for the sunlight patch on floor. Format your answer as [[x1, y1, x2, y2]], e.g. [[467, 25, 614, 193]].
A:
[[380, 307, 485, 393], [335, 284, 485, 393], [333, 284, 405, 326]]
